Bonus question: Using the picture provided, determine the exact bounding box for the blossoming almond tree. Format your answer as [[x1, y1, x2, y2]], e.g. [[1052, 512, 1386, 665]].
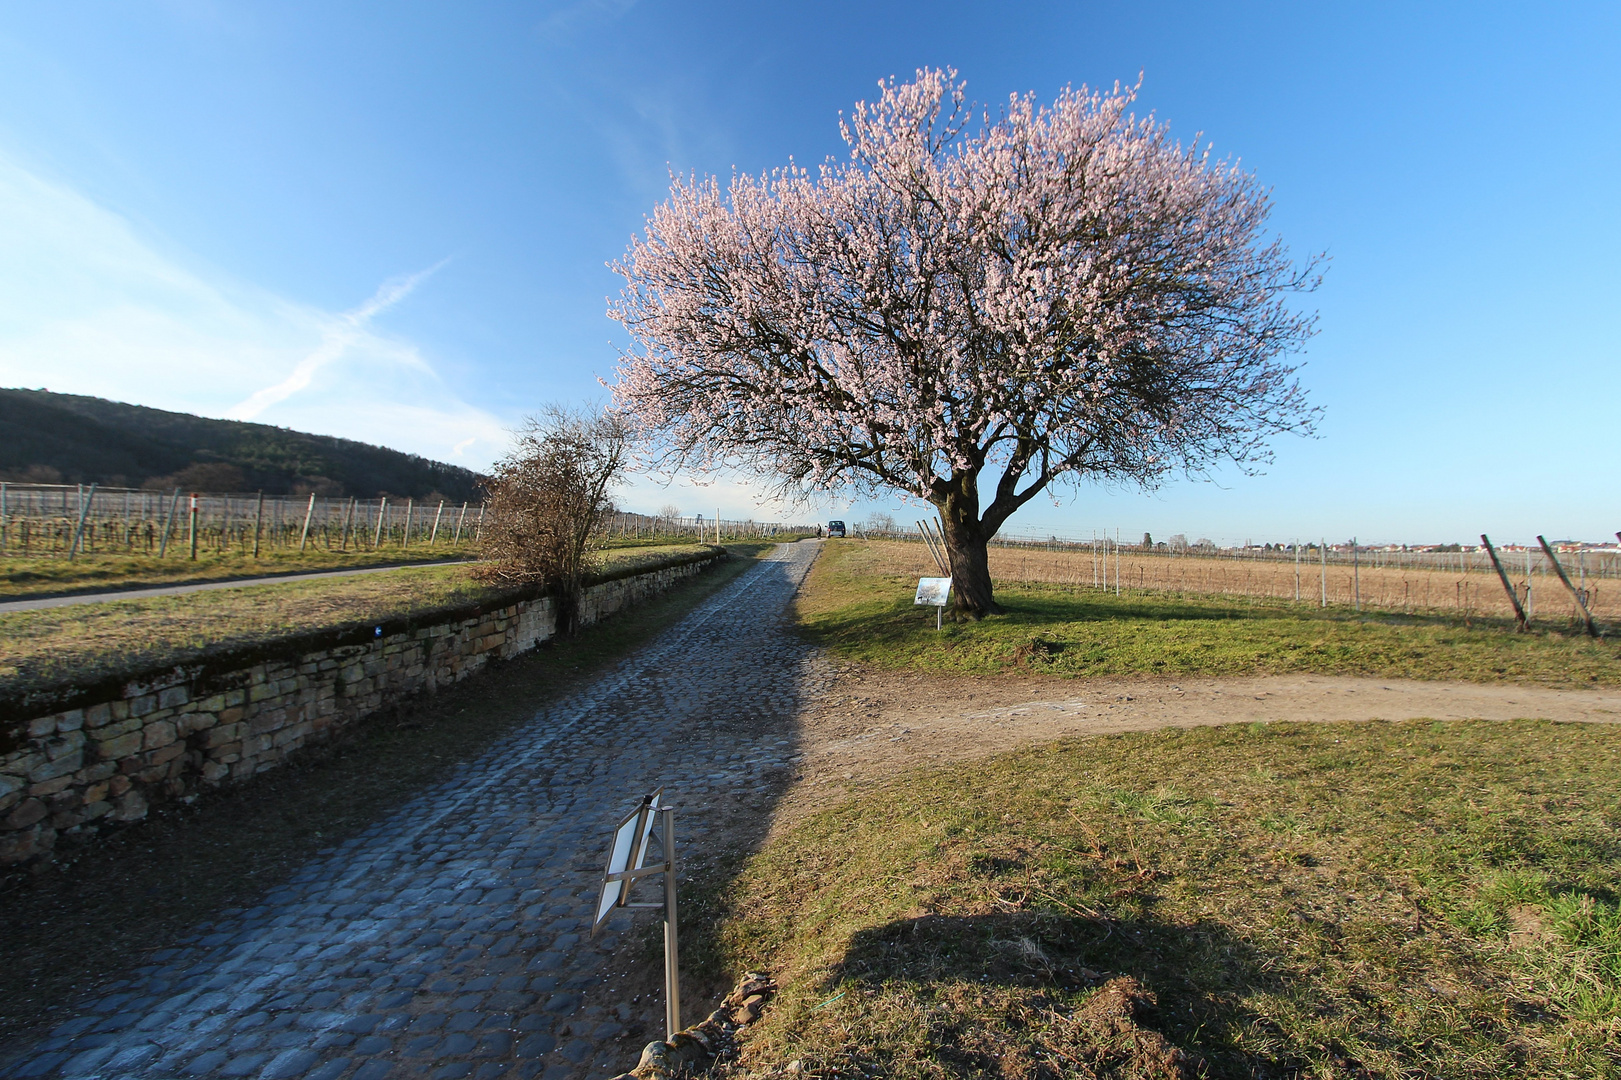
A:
[[611, 69, 1319, 617]]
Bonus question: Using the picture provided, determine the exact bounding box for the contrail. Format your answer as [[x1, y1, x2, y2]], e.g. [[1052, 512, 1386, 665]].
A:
[[225, 259, 449, 421]]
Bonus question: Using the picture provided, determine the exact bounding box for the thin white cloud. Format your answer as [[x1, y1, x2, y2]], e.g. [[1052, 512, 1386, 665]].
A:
[[0, 156, 511, 469], [225, 260, 448, 421], [615, 470, 811, 523], [535, 0, 639, 42]]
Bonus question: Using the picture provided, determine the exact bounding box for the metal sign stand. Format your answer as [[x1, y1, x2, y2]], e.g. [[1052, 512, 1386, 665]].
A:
[[593, 791, 682, 1039]]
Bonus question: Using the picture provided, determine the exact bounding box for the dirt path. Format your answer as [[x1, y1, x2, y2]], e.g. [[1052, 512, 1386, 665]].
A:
[[778, 667, 1621, 820]]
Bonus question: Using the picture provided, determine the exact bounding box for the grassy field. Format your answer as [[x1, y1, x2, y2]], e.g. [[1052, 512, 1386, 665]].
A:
[[0, 543, 482, 601], [0, 544, 777, 1040], [0, 543, 716, 697], [697, 720, 1621, 1079], [799, 540, 1621, 687]]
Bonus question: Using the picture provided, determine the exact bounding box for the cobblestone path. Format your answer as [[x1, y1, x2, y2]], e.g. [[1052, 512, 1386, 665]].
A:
[[1, 542, 823, 1080]]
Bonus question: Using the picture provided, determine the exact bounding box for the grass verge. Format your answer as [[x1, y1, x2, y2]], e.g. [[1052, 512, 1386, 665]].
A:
[[799, 541, 1621, 687], [701, 720, 1621, 1078], [0, 544, 482, 601], [0, 544, 715, 699], [0, 542, 776, 1040]]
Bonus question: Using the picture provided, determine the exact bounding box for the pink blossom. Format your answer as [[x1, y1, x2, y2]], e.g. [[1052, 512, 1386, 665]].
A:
[[610, 69, 1318, 615]]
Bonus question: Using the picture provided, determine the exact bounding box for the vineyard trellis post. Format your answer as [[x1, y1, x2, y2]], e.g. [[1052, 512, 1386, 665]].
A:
[[1116, 529, 1122, 596], [1524, 547, 1534, 621], [253, 492, 265, 559], [67, 483, 98, 561], [373, 498, 388, 549], [158, 488, 180, 559], [430, 500, 445, 546], [1537, 535, 1599, 638], [339, 497, 357, 552], [1352, 539, 1360, 613], [1481, 534, 1530, 632], [298, 493, 316, 552], [188, 494, 199, 561]]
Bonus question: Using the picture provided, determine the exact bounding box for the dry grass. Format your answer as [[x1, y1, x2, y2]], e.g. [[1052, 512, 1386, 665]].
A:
[[698, 720, 1621, 1079], [842, 539, 1616, 626], [0, 543, 481, 601], [0, 544, 713, 698]]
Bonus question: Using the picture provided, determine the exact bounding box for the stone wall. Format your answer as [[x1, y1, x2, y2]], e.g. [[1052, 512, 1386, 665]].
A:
[[0, 549, 727, 866]]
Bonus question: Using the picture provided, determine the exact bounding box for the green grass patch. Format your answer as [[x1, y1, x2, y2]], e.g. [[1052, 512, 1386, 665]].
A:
[[702, 720, 1621, 1078], [798, 541, 1621, 687], [0, 544, 719, 698]]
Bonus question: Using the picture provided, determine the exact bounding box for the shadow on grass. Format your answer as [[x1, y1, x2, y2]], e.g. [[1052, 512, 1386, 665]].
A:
[[797, 577, 1621, 685], [814, 909, 1342, 1080]]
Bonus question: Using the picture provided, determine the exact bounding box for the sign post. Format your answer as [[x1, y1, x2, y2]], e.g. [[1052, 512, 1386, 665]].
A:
[[915, 577, 952, 630], [594, 791, 682, 1039]]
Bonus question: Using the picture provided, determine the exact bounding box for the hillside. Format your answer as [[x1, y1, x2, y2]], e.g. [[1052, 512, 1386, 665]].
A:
[[0, 388, 485, 500]]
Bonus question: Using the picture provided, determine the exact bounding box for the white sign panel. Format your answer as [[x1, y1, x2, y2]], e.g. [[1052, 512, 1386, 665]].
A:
[[914, 577, 952, 607], [594, 790, 661, 927]]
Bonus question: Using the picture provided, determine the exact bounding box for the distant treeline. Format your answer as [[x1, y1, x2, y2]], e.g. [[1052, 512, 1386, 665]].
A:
[[0, 388, 485, 502]]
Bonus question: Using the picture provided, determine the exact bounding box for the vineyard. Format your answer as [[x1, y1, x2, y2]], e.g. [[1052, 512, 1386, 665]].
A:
[[0, 483, 808, 560], [4, 480, 1610, 628], [857, 535, 1621, 627]]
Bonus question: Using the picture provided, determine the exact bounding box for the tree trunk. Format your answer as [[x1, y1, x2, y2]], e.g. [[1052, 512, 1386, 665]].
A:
[[937, 480, 1004, 619]]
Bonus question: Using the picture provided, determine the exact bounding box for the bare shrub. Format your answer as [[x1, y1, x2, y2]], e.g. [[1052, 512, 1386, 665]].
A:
[[476, 406, 628, 629], [864, 511, 898, 536]]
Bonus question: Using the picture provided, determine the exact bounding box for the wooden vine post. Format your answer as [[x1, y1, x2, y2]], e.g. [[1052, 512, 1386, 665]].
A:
[[1537, 536, 1600, 638], [67, 483, 98, 561], [1481, 534, 1529, 632], [253, 492, 265, 559], [298, 493, 316, 552]]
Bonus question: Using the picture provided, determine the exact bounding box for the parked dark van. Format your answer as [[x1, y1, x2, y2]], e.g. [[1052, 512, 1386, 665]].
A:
[[826, 520, 846, 538]]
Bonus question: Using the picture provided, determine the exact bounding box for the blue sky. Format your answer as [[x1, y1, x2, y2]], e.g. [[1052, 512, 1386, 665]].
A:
[[0, 2, 1615, 545]]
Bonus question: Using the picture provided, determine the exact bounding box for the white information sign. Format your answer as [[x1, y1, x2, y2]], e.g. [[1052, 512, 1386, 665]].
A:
[[591, 789, 685, 1040], [594, 790, 661, 927], [914, 577, 952, 607]]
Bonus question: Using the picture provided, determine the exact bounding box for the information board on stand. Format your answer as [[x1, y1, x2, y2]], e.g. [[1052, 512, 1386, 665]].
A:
[[915, 576, 952, 630]]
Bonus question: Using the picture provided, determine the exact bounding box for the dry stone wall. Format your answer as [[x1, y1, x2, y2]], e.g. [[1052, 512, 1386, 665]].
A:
[[0, 550, 726, 867]]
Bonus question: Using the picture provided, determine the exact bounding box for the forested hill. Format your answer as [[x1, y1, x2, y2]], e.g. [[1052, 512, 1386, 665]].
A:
[[0, 388, 486, 501]]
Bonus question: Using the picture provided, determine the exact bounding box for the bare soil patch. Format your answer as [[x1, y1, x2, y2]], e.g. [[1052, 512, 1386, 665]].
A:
[[775, 666, 1621, 823]]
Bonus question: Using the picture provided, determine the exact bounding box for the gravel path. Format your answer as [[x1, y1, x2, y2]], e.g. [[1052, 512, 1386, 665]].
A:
[[0, 541, 822, 1080]]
